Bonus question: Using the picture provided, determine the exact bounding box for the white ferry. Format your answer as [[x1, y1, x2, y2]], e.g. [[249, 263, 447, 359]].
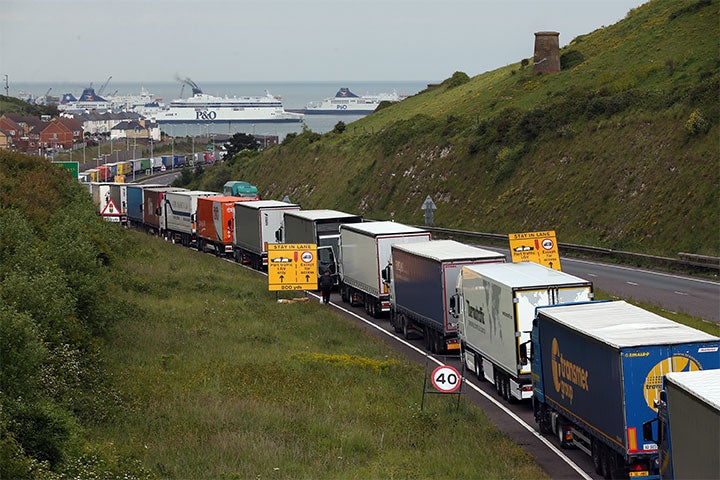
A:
[[57, 87, 111, 113], [108, 87, 164, 115], [150, 79, 303, 124], [304, 87, 403, 115]]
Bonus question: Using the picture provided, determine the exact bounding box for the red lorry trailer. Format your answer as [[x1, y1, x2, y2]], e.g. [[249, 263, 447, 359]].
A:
[[196, 195, 247, 255]]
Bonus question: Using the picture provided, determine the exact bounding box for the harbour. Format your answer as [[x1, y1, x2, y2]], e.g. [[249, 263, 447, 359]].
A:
[[9, 80, 428, 139]]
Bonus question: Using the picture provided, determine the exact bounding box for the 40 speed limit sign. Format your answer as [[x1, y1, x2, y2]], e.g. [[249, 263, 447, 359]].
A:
[[431, 365, 462, 393]]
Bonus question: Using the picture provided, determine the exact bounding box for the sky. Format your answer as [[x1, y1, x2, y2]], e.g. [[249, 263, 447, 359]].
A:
[[1, 0, 648, 84]]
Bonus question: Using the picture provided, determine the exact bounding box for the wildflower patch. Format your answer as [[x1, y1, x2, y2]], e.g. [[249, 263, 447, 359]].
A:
[[291, 352, 403, 372]]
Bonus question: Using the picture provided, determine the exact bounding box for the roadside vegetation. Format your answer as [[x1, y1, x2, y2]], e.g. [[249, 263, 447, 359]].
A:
[[1, 151, 547, 479], [178, 0, 719, 258], [2, 149, 717, 478]]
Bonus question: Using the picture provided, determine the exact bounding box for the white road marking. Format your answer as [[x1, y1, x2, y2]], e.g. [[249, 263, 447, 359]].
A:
[[674, 291, 689, 296], [626, 281, 639, 286], [566, 258, 720, 286]]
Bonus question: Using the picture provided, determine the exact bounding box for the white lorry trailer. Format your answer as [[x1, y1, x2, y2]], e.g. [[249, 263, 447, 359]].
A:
[[162, 190, 218, 247], [386, 240, 505, 353], [339, 221, 430, 317], [233, 200, 301, 270], [453, 262, 593, 402]]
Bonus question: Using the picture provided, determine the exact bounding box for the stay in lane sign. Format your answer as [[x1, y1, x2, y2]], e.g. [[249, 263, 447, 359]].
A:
[[508, 230, 562, 271], [267, 244, 318, 291]]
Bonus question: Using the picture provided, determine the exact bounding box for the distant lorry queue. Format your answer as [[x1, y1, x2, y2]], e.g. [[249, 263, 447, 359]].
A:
[[85, 180, 720, 480]]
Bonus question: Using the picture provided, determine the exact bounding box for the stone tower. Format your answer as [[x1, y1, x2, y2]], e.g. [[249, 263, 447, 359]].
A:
[[533, 31, 561, 74]]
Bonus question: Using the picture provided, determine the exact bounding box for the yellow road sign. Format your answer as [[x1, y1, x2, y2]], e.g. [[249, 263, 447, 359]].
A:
[[508, 231, 562, 270], [267, 244, 318, 291]]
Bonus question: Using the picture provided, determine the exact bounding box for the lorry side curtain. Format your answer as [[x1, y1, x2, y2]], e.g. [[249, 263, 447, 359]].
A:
[[393, 251, 445, 327], [538, 318, 626, 449]]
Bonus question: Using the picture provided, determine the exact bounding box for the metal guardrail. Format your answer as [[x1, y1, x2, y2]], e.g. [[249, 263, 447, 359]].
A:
[[419, 226, 720, 274]]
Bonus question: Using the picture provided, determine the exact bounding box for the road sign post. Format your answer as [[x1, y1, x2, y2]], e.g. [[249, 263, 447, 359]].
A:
[[421, 358, 463, 411], [267, 244, 318, 292], [508, 230, 562, 270]]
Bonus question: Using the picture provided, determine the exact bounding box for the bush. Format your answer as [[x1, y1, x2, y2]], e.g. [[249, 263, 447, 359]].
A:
[[333, 121, 347, 134], [560, 50, 586, 70], [684, 109, 709, 135], [11, 400, 81, 467], [442, 71, 470, 89]]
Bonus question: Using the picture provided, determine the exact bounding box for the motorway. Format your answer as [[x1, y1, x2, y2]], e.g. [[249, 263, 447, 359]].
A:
[[140, 171, 718, 478], [475, 247, 719, 325], [144, 171, 720, 324]]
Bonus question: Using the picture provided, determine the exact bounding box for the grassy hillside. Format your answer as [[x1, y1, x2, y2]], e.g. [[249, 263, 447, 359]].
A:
[[182, 0, 719, 257], [0, 95, 58, 117]]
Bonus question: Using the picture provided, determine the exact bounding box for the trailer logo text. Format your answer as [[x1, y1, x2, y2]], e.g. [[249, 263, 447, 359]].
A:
[[643, 355, 701, 412], [551, 338, 589, 403]]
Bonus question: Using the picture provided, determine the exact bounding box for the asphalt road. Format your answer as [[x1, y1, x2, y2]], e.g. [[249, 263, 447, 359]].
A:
[[562, 258, 719, 323], [471, 246, 719, 324]]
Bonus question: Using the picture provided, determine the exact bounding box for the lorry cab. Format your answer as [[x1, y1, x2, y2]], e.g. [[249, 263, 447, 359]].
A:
[[317, 235, 339, 277]]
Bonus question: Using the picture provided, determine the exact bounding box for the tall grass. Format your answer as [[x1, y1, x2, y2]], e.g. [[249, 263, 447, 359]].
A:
[[94, 231, 546, 479]]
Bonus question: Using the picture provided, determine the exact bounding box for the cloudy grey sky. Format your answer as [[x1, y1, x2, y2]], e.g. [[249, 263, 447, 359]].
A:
[[1, 0, 647, 84]]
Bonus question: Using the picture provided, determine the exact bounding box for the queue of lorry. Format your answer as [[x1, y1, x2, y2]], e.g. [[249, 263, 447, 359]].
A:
[[85, 179, 720, 480]]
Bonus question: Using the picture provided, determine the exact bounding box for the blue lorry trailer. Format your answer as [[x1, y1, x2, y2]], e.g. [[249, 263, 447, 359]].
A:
[[531, 300, 720, 480], [387, 240, 505, 354], [125, 184, 164, 226]]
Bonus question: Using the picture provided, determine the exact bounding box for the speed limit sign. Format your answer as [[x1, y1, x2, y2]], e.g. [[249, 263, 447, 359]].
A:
[[431, 365, 462, 393]]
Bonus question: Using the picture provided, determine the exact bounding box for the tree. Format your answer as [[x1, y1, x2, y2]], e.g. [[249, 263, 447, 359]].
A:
[[333, 121, 347, 134], [224, 133, 258, 158]]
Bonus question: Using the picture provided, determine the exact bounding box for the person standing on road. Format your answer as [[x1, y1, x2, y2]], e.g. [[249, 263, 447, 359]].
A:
[[319, 269, 333, 304]]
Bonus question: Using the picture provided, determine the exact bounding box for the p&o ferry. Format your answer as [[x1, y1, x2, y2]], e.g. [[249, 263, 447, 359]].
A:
[[303, 87, 403, 115], [151, 78, 303, 124]]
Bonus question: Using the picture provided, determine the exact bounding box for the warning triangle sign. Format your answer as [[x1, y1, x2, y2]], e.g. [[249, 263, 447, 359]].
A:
[[101, 199, 121, 216]]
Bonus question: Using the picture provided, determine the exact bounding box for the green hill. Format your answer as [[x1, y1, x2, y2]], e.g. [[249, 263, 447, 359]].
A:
[[183, 0, 719, 257]]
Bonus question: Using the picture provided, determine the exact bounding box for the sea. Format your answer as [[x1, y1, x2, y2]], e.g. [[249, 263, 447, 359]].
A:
[[9, 80, 430, 139]]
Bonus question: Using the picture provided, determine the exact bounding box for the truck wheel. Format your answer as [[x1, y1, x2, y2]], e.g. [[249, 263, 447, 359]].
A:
[[557, 421, 567, 448], [369, 300, 378, 318], [494, 372, 502, 396], [591, 441, 602, 475], [402, 315, 411, 340], [474, 355, 484, 380], [424, 327, 432, 351], [472, 354, 481, 379], [340, 285, 349, 303], [434, 335, 444, 355], [537, 404, 552, 434], [502, 376, 511, 402], [391, 312, 402, 333], [600, 448, 612, 480]]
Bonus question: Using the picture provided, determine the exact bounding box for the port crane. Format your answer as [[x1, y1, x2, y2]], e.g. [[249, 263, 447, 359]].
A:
[[97, 76, 112, 96], [177, 76, 203, 97]]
